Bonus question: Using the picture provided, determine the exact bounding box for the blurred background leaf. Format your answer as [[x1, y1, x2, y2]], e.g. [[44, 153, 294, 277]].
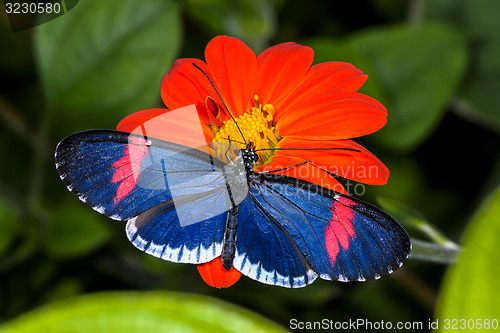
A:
[[303, 38, 388, 104], [186, 0, 278, 51], [377, 197, 459, 264], [425, 0, 500, 134], [45, 197, 112, 258], [0, 198, 20, 256], [34, 0, 181, 135], [435, 184, 500, 326], [349, 23, 467, 152], [0, 292, 288, 333], [377, 197, 458, 248]]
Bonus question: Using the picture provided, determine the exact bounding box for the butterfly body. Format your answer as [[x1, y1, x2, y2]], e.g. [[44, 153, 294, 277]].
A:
[[55, 129, 411, 287], [221, 207, 238, 271]]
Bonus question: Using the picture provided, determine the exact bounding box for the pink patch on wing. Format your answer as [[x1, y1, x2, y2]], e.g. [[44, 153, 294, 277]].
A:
[[324, 196, 356, 264], [111, 137, 149, 204]]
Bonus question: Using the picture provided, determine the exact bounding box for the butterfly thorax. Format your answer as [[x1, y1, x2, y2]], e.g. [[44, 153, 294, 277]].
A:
[[241, 146, 259, 176]]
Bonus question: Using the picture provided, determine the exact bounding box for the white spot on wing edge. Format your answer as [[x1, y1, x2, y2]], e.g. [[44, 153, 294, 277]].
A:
[[125, 217, 138, 241], [160, 242, 222, 264], [133, 235, 148, 251], [233, 249, 317, 288], [125, 217, 222, 264], [92, 205, 105, 214], [147, 241, 165, 257], [305, 269, 317, 286], [337, 274, 348, 282]]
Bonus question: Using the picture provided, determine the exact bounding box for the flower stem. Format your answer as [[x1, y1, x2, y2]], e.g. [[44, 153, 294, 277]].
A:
[[410, 239, 460, 264], [0, 95, 49, 153], [27, 102, 56, 212]]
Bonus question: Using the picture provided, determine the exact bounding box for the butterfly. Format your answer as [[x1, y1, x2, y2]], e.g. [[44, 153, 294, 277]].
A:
[[55, 121, 411, 287]]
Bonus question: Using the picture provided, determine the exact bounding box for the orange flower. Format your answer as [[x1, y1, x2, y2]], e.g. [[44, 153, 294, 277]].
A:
[[117, 35, 389, 288]]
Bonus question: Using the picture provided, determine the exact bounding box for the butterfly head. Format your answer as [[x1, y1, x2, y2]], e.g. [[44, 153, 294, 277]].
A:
[[241, 144, 259, 174]]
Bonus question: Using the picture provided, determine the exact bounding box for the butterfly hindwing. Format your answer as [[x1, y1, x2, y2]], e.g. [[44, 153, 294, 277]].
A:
[[125, 200, 226, 264], [237, 174, 410, 286], [233, 196, 317, 288]]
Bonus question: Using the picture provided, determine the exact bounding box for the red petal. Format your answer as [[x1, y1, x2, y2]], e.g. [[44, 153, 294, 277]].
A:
[[255, 42, 314, 106], [117, 108, 168, 132], [161, 58, 219, 125], [116, 106, 214, 148], [205, 97, 224, 127], [276, 62, 367, 117], [275, 91, 387, 140], [276, 137, 389, 184], [205, 36, 258, 118], [197, 257, 242, 288], [257, 155, 348, 194]]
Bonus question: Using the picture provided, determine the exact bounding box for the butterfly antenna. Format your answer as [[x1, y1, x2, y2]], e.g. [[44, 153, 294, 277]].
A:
[[192, 63, 248, 147], [255, 147, 362, 153], [140, 124, 149, 142]]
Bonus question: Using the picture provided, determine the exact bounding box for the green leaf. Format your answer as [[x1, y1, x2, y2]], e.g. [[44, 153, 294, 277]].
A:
[[368, 155, 427, 204], [186, 0, 276, 51], [370, 0, 408, 22], [425, 0, 500, 133], [46, 198, 112, 258], [0, 21, 32, 74], [377, 197, 458, 249], [349, 24, 467, 151], [0, 291, 288, 333], [34, 0, 181, 133], [435, 185, 500, 324]]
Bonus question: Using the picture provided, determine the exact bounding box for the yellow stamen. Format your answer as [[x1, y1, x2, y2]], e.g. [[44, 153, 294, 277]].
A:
[[211, 95, 280, 167]]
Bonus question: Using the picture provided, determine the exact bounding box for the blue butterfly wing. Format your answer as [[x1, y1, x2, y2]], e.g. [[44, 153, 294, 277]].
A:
[[55, 129, 230, 263], [233, 197, 317, 287], [233, 174, 410, 287], [125, 199, 226, 264]]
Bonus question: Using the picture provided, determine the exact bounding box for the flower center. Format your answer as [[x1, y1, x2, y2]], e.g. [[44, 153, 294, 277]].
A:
[[211, 95, 279, 166]]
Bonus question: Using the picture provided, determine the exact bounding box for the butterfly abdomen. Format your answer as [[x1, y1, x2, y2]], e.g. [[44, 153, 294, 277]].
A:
[[221, 207, 238, 270]]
